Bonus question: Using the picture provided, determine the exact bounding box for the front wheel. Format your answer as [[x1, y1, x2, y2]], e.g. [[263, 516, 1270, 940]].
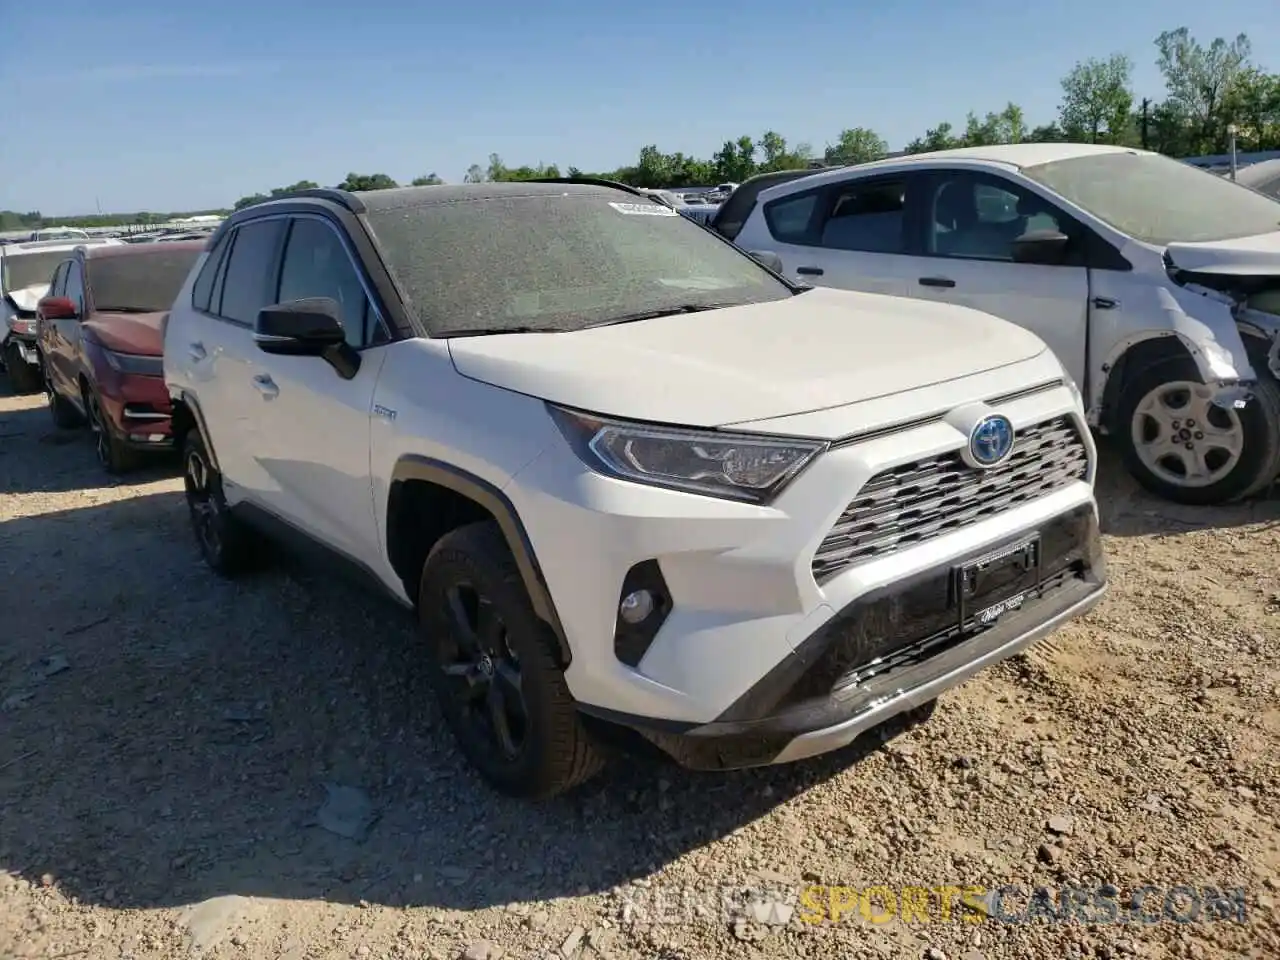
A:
[[45, 366, 84, 429], [182, 429, 262, 577], [84, 384, 141, 474], [418, 521, 604, 799], [1116, 358, 1280, 505]]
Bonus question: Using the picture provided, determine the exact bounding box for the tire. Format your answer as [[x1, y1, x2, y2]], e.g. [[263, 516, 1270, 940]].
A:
[[1116, 357, 1280, 505], [418, 520, 604, 799], [4, 343, 42, 394], [83, 383, 141, 475], [182, 429, 261, 577], [45, 367, 84, 429]]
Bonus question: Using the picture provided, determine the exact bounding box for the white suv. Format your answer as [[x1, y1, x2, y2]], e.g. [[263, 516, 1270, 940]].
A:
[[163, 180, 1107, 799]]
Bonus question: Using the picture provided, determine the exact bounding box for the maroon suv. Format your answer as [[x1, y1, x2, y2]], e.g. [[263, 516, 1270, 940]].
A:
[[37, 240, 203, 473]]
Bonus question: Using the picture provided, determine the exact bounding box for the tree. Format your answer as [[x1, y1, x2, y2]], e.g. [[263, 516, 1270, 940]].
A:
[[822, 128, 888, 166], [271, 180, 319, 197], [904, 122, 960, 154], [1155, 27, 1252, 153], [463, 164, 486, 183], [711, 136, 757, 182], [335, 172, 398, 191], [411, 173, 443, 186], [1219, 67, 1280, 150], [1059, 54, 1135, 143]]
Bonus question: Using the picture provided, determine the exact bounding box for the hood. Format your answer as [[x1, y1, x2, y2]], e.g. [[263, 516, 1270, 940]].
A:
[[83, 311, 167, 355], [5, 284, 48, 313], [1167, 230, 1280, 275], [447, 287, 1048, 427]]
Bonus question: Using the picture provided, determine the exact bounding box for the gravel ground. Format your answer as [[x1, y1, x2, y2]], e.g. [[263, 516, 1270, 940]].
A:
[[1, 382, 1279, 960]]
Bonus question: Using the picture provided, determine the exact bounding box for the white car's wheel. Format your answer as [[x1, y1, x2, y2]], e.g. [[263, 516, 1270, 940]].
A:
[[1117, 358, 1280, 505]]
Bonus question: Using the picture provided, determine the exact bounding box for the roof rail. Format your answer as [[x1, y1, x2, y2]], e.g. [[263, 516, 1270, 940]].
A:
[[524, 176, 650, 199], [267, 187, 366, 214]]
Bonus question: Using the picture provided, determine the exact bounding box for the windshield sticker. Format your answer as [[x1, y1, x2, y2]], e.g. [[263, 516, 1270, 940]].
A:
[[608, 201, 678, 217]]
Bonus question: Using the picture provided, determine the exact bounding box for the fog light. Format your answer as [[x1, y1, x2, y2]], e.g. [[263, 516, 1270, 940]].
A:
[[619, 590, 655, 624]]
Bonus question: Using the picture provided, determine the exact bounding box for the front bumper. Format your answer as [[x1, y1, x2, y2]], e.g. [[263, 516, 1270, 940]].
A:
[[96, 373, 175, 449], [584, 501, 1106, 770], [2, 331, 39, 367]]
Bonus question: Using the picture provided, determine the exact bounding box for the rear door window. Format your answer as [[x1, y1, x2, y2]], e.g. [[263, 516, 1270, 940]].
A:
[[216, 219, 287, 325]]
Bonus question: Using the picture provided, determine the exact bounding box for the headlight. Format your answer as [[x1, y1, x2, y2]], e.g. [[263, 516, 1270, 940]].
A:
[[101, 347, 163, 376], [548, 405, 827, 504]]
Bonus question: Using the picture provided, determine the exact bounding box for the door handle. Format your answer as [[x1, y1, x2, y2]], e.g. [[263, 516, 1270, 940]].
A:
[[188, 342, 207, 362], [1091, 296, 1119, 310], [252, 374, 279, 399], [796, 266, 824, 276], [918, 277, 956, 288]]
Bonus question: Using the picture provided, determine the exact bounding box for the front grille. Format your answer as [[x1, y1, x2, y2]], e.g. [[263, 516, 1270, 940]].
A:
[[812, 417, 1089, 582]]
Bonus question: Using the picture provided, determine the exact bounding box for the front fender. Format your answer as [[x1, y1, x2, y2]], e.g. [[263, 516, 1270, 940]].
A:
[[1101, 284, 1258, 390]]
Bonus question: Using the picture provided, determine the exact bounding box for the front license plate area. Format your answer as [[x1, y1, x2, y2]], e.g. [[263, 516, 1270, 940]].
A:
[[954, 535, 1041, 628]]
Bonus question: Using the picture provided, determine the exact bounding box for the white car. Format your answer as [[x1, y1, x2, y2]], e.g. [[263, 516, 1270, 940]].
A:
[[1, 237, 122, 392], [163, 180, 1106, 798], [732, 143, 1280, 505]]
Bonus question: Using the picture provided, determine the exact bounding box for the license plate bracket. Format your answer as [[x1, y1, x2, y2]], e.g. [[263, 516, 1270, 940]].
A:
[[954, 535, 1041, 628]]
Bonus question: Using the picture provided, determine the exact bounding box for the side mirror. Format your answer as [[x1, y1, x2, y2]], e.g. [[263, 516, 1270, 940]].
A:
[[39, 296, 79, 320], [1011, 229, 1070, 265], [748, 250, 785, 273], [254, 297, 360, 378]]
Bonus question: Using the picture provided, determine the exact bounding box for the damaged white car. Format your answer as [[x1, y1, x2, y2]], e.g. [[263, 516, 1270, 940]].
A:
[[732, 144, 1280, 505]]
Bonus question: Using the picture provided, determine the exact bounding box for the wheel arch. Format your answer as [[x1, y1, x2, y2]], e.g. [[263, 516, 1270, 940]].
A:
[[1098, 334, 1200, 435], [168, 389, 219, 471], [387, 455, 571, 666]]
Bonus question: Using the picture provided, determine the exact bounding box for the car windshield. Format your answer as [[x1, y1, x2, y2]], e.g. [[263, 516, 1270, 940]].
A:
[[2, 250, 65, 294], [87, 248, 201, 313], [1022, 151, 1280, 245], [363, 189, 792, 336]]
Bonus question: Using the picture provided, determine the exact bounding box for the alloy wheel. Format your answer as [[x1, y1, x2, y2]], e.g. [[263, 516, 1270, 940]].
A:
[[85, 391, 112, 468], [438, 582, 528, 758], [1130, 379, 1245, 489], [184, 447, 222, 559]]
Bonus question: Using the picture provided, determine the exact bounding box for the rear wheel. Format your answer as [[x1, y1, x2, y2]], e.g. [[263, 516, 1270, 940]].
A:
[[1117, 358, 1280, 505], [45, 366, 83, 428], [418, 521, 604, 799], [4, 342, 42, 394], [182, 429, 261, 577]]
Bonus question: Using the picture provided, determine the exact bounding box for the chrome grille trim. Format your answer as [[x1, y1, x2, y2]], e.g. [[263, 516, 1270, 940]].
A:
[[828, 378, 1063, 449], [813, 416, 1089, 581]]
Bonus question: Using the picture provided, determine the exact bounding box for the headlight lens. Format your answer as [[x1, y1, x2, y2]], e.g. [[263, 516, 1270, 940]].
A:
[[101, 348, 163, 376], [548, 405, 827, 504]]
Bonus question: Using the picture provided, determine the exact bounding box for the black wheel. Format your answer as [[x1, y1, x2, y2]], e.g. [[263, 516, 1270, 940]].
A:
[[45, 366, 83, 428], [182, 429, 261, 577], [4, 343, 42, 394], [418, 521, 604, 799], [1116, 358, 1280, 505], [83, 383, 140, 474]]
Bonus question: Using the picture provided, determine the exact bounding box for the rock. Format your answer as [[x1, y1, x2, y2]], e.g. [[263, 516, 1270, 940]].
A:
[[925, 948, 948, 960], [1037, 843, 1060, 865], [461, 941, 504, 960], [1047, 815, 1074, 836], [314, 783, 378, 842], [32, 654, 69, 680], [731, 919, 767, 943], [560, 926, 585, 957], [180, 895, 252, 951], [526, 910, 550, 931], [1113, 941, 1137, 956]]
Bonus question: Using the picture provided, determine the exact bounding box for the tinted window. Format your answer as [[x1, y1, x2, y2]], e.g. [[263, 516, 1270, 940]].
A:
[[364, 190, 790, 336], [64, 263, 85, 313], [48, 262, 69, 297], [87, 248, 202, 313], [764, 193, 819, 243], [1023, 151, 1280, 245], [191, 233, 230, 312], [818, 179, 906, 253], [276, 218, 371, 348], [218, 219, 285, 324], [927, 174, 1065, 261]]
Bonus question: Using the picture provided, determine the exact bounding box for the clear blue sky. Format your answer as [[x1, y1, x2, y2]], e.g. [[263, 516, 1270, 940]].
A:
[[3, 0, 1277, 216]]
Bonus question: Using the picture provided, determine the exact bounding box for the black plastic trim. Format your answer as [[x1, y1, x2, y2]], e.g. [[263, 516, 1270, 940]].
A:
[[524, 176, 652, 198], [389, 455, 571, 664], [170, 390, 219, 471], [613, 560, 672, 667], [230, 501, 413, 611]]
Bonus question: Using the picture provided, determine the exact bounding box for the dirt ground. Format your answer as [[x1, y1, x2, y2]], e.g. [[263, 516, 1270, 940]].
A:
[[1, 382, 1278, 960]]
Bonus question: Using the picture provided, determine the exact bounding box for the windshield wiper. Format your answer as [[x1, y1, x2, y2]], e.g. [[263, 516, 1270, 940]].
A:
[[439, 325, 564, 337], [584, 302, 738, 329]]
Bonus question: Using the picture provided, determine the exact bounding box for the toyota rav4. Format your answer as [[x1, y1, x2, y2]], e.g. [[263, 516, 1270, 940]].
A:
[[162, 179, 1107, 799]]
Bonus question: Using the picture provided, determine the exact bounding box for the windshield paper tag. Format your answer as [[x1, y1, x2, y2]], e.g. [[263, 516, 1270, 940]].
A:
[[608, 201, 678, 216]]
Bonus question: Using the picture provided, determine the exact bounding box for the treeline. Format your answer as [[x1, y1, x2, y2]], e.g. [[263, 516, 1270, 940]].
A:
[[0, 208, 230, 232], [10, 23, 1278, 227]]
